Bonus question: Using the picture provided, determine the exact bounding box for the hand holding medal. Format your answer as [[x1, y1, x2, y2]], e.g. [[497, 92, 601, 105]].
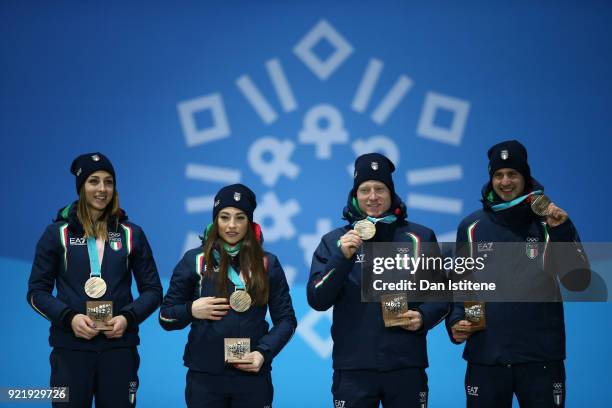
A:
[[530, 194, 568, 227], [350, 215, 396, 248], [530, 194, 551, 216], [544, 202, 568, 227], [354, 219, 376, 240], [339, 230, 363, 259], [343, 214, 396, 259]]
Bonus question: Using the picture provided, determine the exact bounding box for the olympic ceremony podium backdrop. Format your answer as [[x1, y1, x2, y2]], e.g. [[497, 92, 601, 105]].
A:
[[2, 2, 612, 407]]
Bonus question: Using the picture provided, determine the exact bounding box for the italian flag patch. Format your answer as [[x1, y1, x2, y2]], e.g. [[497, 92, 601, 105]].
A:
[[110, 239, 122, 251]]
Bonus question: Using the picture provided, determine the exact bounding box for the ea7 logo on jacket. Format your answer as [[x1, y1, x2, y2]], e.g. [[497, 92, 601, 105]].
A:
[[525, 237, 539, 259], [203, 264, 220, 273], [477, 242, 494, 252], [69, 237, 86, 246]]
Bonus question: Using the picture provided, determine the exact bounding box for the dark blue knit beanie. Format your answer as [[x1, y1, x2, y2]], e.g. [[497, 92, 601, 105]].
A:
[[70, 152, 116, 194], [212, 184, 257, 222], [352, 153, 396, 196], [487, 140, 531, 183]]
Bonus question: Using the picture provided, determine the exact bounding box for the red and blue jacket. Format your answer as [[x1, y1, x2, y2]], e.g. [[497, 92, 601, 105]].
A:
[[27, 202, 163, 351]]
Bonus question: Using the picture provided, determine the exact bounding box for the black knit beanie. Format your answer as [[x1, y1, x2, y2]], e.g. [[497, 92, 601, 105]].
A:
[[352, 153, 396, 196], [212, 184, 257, 222], [70, 152, 116, 194], [487, 140, 531, 182]]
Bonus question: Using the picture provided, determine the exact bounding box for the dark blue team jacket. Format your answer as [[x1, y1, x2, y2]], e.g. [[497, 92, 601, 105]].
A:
[[307, 193, 449, 371], [446, 180, 591, 365], [159, 234, 297, 375], [27, 202, 163, 351]]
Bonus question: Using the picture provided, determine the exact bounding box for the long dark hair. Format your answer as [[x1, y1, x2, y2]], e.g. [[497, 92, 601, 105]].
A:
[[203, 219, 269, 306]]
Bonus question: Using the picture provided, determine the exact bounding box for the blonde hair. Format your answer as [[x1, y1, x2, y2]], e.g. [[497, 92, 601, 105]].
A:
[[76, 187, 120, 240]]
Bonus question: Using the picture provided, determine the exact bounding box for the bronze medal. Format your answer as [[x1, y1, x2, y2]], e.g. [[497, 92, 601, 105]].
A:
[[84, 276, 107, 299], [354, 219, 376, 240], [229, 290, 251, 312], [531, 194, 551, 216]]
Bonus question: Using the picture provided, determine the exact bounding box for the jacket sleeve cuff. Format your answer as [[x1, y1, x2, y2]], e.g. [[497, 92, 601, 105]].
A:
[[447, 316, 463, 328], [414, 306, 439, 333], [254, 345, 272, 364], [62, 309, 78, 329], [548, 219, 574, 241], [329, 251, 355, 271], [119, 311, 136, 328], [185, 301, 194, 321], [413, 307, 427, 333]]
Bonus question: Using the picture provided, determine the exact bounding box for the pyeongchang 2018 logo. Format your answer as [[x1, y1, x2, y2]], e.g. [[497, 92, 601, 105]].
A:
[[175, 19, 470, 359]]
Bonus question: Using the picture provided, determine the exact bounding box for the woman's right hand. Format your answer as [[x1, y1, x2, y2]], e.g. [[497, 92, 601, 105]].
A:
[[191, 297, 231, 320], [71, 314, 99, 340]]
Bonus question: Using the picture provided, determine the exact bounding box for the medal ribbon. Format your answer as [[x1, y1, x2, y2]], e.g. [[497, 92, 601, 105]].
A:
[[86, 237, 102, 278], [213, 248, 245, 290], [490, 189, 543, 212], [352, 214, 397, 228]]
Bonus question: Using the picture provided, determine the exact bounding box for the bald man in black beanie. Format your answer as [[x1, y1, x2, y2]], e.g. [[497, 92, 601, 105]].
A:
[[445, 140, 591, 408]]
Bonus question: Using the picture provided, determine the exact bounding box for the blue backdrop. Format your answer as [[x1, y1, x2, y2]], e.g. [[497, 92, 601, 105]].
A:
[[1, 1, 611, 407]]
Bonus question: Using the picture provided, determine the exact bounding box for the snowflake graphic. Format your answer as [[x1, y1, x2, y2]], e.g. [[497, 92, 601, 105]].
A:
[[176, 19, 470, 357]]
